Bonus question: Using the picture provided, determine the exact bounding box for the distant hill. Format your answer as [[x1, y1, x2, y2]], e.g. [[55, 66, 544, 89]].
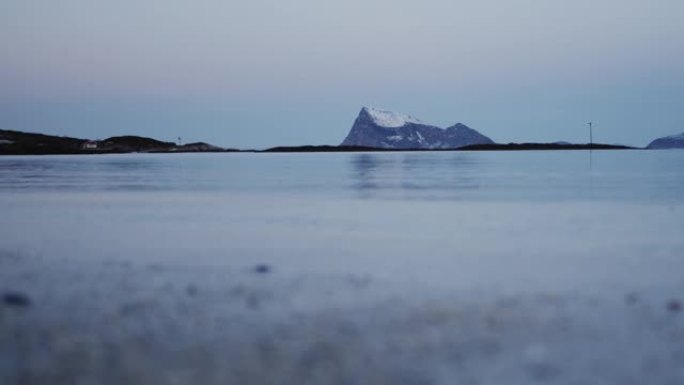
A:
[[175, 142, 227, 152], [647, 133, 684, 149], [263, 143, 634, 153], [100, 136, 176, 152], [340, 107, 494, 149], [0, 129, 86, 154], [0, 129, 232, 155], [459, 143, 635, 151], [263, 145, 391, 153]]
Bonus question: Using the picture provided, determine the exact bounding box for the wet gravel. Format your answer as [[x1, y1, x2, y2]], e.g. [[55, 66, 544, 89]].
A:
[[1, 252, 683, 385]]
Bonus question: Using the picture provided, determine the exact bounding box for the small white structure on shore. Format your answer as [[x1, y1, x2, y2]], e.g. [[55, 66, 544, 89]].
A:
[[81, 140, 98, 150]]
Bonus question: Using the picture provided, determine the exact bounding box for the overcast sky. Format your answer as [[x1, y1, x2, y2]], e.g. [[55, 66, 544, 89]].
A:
[[1, 0, 683, 148]]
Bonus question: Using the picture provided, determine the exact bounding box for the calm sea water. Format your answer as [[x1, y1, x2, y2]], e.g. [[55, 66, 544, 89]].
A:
[[1, 150, 683, 293], [0, 150, 683, 201]]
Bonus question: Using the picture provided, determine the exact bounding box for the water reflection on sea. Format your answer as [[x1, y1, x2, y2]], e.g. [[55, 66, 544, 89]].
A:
[[0, 150, 683, 293]]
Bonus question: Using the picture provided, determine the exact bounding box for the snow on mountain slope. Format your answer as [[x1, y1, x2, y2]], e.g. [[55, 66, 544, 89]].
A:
[[363, 106, 424, 128], [341, 107, 494, 149]]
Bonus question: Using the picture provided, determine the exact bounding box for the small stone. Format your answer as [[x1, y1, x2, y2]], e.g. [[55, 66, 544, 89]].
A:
[[246, 293, 260, 309], [2, 292, 31, 308], [186, 284, 198, 297], [667, 300, 681, 313], [254, 264, 271, 274], [625, 292, 639, 305], [526, 363, 561, 381]]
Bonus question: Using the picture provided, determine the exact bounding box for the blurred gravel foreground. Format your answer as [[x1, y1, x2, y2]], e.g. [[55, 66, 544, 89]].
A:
[[2, 252, 683, 385]]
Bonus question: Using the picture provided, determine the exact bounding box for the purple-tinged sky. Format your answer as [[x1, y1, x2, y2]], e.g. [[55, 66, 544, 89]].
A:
[[1, 0, 683, 148]]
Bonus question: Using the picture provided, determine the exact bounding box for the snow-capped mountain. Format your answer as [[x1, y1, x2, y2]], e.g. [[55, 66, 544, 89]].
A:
[[341, 107, 494, 149], [647, 133, 684, 149]]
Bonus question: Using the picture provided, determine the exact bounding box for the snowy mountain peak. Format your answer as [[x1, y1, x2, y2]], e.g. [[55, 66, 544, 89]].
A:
[[361, 106, 423, 128], [446, 123, 471, 131], [342, 107, 495, 149]]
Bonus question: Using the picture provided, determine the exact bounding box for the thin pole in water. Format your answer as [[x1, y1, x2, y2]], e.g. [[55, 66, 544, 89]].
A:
[[588, 122, 593, 146]]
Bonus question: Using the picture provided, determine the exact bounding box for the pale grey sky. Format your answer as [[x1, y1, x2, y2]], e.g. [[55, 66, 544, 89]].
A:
[[1, 0, 683, 148]]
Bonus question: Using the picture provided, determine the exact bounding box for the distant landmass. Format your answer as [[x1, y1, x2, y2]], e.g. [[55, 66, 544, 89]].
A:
[[263, 143, 634, 152], [459, 143, 634, 151], [0, 128, 640, 155], [0, 129, 234, 155], [647, 133, 684, 149], [263, 145, 390, 153], [4, 110, 675, 155], [341, 107, 494, 149]]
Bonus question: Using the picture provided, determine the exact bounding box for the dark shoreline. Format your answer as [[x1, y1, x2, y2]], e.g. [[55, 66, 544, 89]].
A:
[[0, 145, 640, 156], [1, 128, 639, 155], [262, 143, 636, 153]]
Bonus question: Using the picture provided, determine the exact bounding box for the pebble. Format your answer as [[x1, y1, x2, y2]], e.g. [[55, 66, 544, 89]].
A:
[[2, 292, 31, 308], [254, 264, 271, 274], [186, 284, 198, 297], [625, 293, 639, 305], [667, 300, 681, 313]]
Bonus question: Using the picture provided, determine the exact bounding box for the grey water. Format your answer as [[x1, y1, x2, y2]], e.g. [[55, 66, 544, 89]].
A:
[[1, 150, 683, 202], [1, 150, 683, 293]]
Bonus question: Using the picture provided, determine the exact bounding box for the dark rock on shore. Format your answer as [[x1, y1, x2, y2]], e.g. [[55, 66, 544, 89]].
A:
[[2, 292, 31, 307], [667, 299, 681, 312], [254, 264, 271, 274]]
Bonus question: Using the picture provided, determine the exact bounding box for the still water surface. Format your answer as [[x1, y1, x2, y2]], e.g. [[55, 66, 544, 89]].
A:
[[0, 150, 682, 202], [1, 150, 683, 293]]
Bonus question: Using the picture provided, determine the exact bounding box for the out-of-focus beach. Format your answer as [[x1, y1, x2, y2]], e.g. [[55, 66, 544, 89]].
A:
[[2, 249, 684, 385]]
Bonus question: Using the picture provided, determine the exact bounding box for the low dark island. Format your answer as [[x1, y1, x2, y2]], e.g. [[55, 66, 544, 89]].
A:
[[263, 145, 394, 153], [0, 129, 236, 155], [263, 143, 635, 153], [457, 142, 634, 151]]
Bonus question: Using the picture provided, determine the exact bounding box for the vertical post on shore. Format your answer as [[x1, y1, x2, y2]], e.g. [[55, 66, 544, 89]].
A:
[[587, 122, 593, 170]]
